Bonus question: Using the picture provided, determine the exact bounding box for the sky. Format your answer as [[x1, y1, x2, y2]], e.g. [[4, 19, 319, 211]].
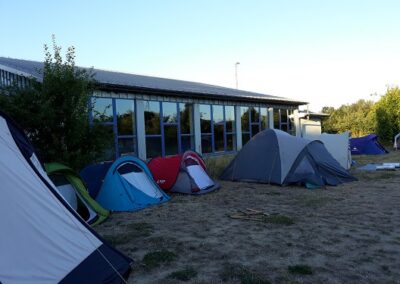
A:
[[1, 0, 400, 111]]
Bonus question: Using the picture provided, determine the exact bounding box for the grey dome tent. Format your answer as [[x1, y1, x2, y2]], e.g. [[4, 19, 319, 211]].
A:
[[0, 111, 131, 283], [220, 129, 356, 187]]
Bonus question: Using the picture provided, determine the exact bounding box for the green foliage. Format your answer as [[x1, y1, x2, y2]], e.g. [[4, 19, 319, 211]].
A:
[[321, 99, 375, 136], [0, 36, 111, 169], [321, 87, 400, 143], [373, 86, 400, 142]]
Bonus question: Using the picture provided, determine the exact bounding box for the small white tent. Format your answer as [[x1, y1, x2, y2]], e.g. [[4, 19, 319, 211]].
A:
[[0, 111, 131, 283], [304, 132, 351, 170]]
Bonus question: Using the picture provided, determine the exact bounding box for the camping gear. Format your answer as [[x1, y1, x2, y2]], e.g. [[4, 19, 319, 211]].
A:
[[220, 129, 356, 187], [0, 111, 131, 283], [350, 134, 387, 155], [394, 133, 400, 150], [44, 162, 110, 226], [148, 150, 220, 194], [84, 156, 170, 211], [304, 131, 352, 169], [358, 163, 400, 171], [80, 162, 112, 198]]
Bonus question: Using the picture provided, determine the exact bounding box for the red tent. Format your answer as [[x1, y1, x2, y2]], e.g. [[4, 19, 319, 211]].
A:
[[148, 151, 219, 194]]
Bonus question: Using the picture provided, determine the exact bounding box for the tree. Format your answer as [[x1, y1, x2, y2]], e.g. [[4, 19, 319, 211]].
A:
[[320, 99, 375, 136], [0, 37, 111, 169], [373, 86, 400, 142]]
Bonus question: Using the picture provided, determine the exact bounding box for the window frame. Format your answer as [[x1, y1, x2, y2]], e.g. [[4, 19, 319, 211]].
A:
[[200, 104, 237, 154], [145, 101, 194, 157], [90, 97, 137, 159]]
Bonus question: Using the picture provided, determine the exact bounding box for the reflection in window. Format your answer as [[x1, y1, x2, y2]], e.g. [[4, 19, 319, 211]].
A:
[[272, 108, 293, 134], [91, 97, 137, 158], [145, 101, 194, 157], [200, 105, 211, 133], [116, 99, 135, 136], [261, 108, 268, 129], [145, 101, 161, 135], [163, 102, 178, 123], [164, 125, 178, 156], [92, 98, 113, 123], [180, 103, 192, 134], [146, 136, 162, 158], [200, 104, 236, 154]]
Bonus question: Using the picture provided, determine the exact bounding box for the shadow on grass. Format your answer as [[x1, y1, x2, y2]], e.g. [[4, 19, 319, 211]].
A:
[[288, 265, 313, 275], [142, 250, 177, 269], [221, 263, 270, 284], [168, 266, 198, 281]]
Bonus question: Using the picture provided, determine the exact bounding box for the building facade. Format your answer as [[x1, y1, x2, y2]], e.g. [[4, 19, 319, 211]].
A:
[[0, 57, 307, 160]]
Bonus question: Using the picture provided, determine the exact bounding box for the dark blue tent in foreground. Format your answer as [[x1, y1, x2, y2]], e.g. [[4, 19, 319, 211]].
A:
[[350, 134, 388, 155]]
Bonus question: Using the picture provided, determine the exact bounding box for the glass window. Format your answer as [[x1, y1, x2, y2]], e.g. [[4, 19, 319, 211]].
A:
[[164, 125, 178, 155], [225, 106, 235, 133], [163, 102, 178, 123], [273, 109, 280, 129], [100, 125, 115, 160], [200, 105, 211, 133], [181, 135, 194, 152], [145, 101, 161, 134], [146, 136, 162, 158], [226, 133, 236, 151], [251, 124, 260, 136], [281, 109, 288, 124], [242, 133, 251, 146], [116, 99, 135, 136], [261, 108, 268, 129], [213, 105, 224, 123], [250, 107, 260, 123], [92, 98, 113, 123], [201, 135, 212, 153], [241, 107, 250, 132], [180, 103, 193, 134], [214, 124, 225, 152], [118, 138, 136, 156]]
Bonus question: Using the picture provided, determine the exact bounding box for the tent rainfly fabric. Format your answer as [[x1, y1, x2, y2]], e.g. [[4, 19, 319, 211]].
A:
[[88, 156, 170, 211], [148, 151, 220, 194], [303, 131, 352, 170], [350, 134, 388, 155], [0, 111, 131, 283], [44, 163, 110, 226], [220, 129, 357, 187]]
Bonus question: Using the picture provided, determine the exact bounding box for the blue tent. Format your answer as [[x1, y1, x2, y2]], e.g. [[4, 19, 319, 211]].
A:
[[350, 134, 388, 155], [91, 156, 170, 211]]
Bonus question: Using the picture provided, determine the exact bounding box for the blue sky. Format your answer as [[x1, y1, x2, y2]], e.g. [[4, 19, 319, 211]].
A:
[[1, 0, 400, 110]]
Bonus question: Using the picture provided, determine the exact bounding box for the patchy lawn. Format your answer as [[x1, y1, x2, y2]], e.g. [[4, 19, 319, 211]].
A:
[[96, 151, 400, 283]]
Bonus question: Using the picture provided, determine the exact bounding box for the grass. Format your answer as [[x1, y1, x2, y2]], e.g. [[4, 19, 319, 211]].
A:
[[102, 222, 154, 246], [296, 196, 333, 208], [262, 215, 295, 225], [204, 154, 235, 178], [142, 250, 177, 269], [168, 266, 198, 281], [288, 265, 313, 275], [221, 264, 270, 284]]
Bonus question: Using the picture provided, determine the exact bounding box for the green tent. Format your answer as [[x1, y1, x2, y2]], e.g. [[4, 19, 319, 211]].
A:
[[44, 163, 109, 226]]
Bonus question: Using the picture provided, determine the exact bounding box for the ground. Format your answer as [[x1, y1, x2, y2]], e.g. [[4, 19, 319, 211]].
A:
[[96, 151, 400, 284]]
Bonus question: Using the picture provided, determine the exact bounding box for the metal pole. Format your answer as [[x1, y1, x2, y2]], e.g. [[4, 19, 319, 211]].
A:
[[235, 62, 240, 89]]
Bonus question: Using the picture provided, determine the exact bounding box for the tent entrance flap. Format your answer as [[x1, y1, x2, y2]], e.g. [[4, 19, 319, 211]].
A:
[[187, 165, 215, 190], [121, 171, 164, 199]]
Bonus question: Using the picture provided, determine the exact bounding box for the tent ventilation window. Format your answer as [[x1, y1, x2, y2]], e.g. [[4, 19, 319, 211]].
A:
[[117, 163, 143, 174]]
